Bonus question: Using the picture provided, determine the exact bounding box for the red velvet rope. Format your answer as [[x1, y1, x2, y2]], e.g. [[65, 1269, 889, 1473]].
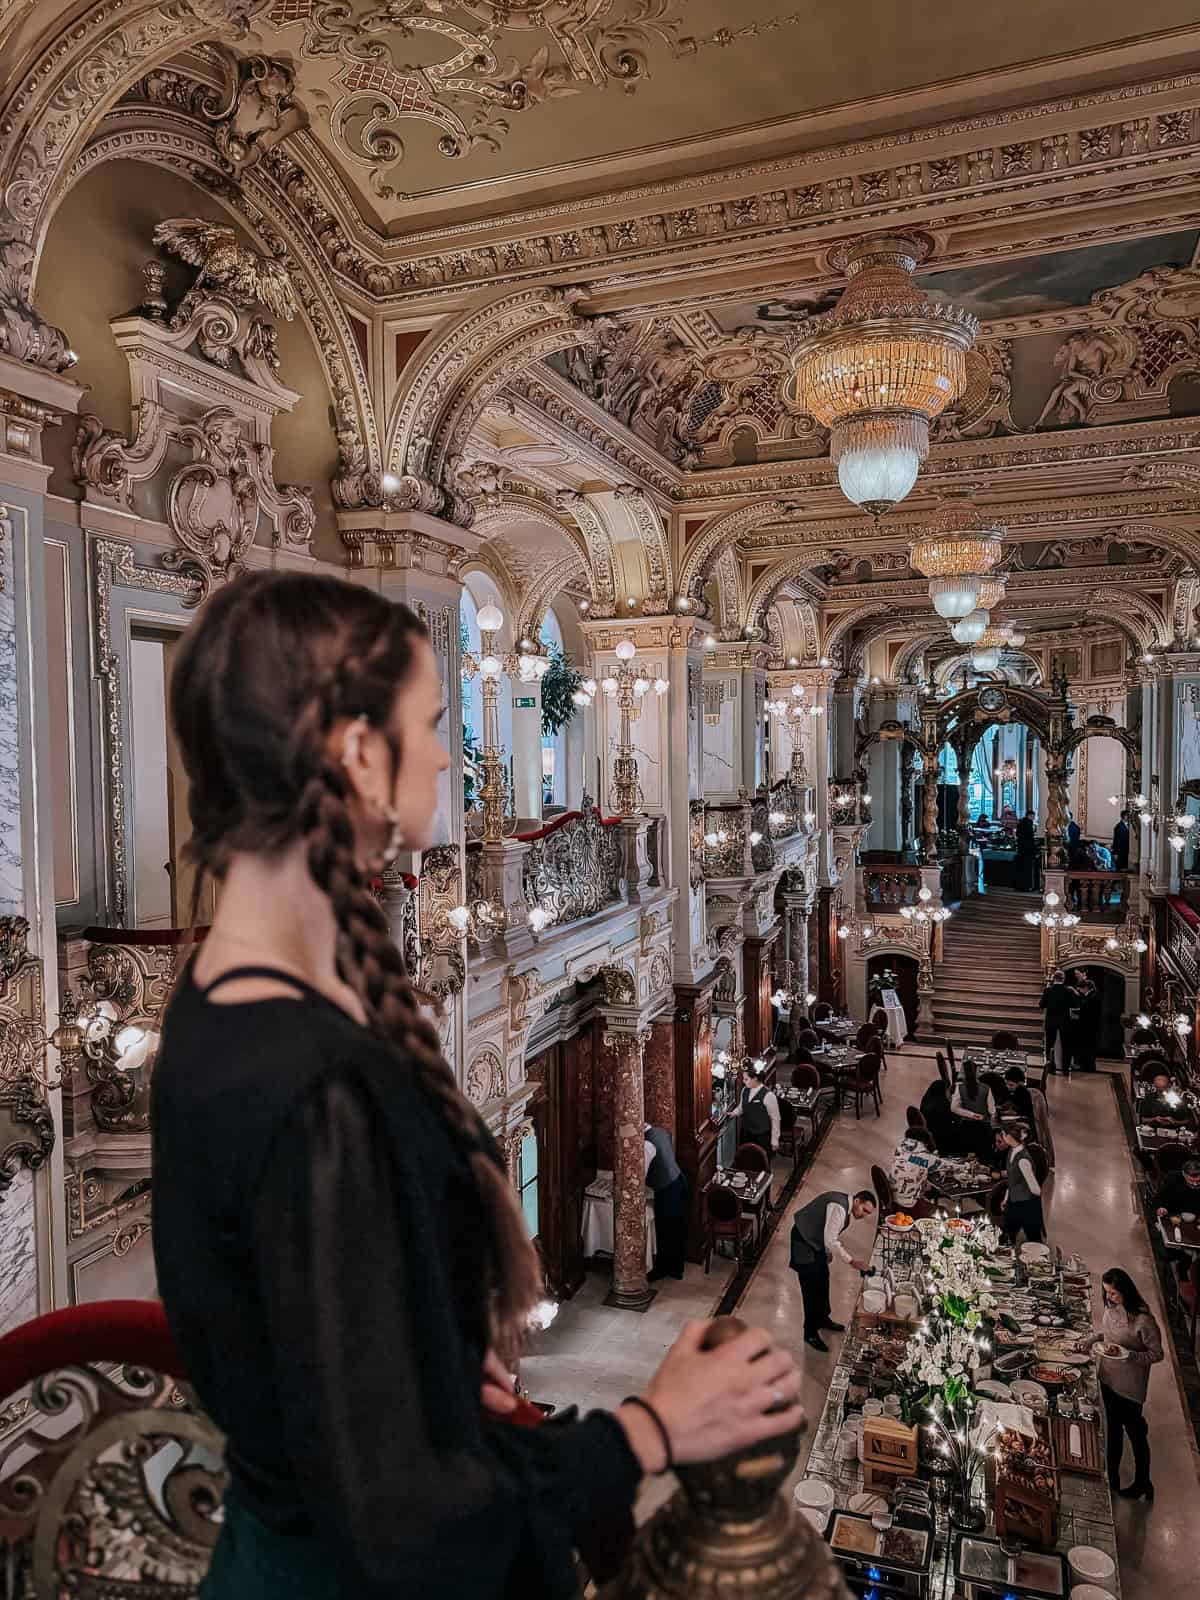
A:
[[1169, 895, 1200, 933], [0, 1300, 547, 1429], [465, 809, 622, 850]]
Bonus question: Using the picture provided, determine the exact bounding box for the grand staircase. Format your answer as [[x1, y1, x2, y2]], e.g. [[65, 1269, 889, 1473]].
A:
[[931, 888, 1046, 1053]]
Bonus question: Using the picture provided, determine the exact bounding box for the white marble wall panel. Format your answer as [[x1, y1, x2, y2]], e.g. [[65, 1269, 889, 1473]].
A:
[[0, 508, 23, 915], [0, 1170, 36, 1334]]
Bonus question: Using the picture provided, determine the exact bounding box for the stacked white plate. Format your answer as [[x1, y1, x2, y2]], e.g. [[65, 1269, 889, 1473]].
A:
[[1067, 1548, 1117, 1587], [794, 1478, 836, 1513], [1070, 1588, 1117, 1600]]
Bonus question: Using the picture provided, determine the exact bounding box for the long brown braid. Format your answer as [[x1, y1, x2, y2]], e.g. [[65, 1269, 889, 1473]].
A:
[[170, 570, 541, 1353]]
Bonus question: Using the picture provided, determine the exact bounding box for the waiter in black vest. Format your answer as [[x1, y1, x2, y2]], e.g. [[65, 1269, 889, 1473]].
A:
[[644, 1123, 690, 1282], [789, 1188, 876, 1350]]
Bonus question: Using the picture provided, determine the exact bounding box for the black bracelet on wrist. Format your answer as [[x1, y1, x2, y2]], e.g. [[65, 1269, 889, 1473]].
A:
[[622, 1394, 673, 1474]]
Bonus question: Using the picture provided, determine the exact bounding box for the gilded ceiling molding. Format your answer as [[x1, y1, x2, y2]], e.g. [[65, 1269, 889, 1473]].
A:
[[553, 489, 618, 618], [712, 547, 743, 640], [64, 122, 381, 491], [504, 371, 677, 499], [514, 555, 587, 643], [612, 484, 672, 611], [821, 603, 905, 668], [891, 630, 948, 685], [676, 500, 789, 607], [383, 285, 602, 525], [741, 548, 853, 638], [341, 79, 1200, 309], [472, 490, 598, 591], [1085, 587, 1169, 652], [0, 0, 274, 277], [1170, 574, 1200, 644]]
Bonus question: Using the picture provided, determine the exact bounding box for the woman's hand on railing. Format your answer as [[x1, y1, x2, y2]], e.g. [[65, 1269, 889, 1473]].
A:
[[617, 1319, 802, 1473]]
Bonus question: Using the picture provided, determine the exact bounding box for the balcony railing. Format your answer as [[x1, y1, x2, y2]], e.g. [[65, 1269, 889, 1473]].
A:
[[1065, 869, 1130, 921], [464, 798, 625, 931], [520, 801, 623, 925], [863, 864, 922, 908]]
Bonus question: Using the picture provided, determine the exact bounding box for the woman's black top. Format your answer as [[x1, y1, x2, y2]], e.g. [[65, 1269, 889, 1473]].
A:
[[151, 964, 640, 1596]]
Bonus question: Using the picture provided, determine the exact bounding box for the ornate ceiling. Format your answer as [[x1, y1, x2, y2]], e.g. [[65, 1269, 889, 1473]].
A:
[[7, 3, 1200, 681]]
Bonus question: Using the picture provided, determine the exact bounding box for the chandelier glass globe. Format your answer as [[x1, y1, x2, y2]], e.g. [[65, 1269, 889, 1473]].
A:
[[951, 609, 989, 645], [972, 645, 1000, 672], [929, 575, 982, 619]]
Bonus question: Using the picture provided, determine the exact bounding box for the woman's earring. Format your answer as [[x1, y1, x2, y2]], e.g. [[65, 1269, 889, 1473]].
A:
[[380, 803, 404, 867]]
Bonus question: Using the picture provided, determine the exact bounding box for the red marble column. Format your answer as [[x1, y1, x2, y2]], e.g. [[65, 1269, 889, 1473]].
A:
[[643, 1016, 676, 1132], [603, 1027, 655, 1311]]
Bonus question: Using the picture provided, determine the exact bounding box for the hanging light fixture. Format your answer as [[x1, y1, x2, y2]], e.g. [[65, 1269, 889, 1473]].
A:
[[951, 609, 989, 645], [789, 233, 978, 516], [974, 573, 1008, 612], [972, 645, 1001, 672], [910, 487, 1005, 620]]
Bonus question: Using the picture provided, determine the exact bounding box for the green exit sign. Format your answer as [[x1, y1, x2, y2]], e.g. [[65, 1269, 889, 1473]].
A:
[[513, 695, 537, 708]]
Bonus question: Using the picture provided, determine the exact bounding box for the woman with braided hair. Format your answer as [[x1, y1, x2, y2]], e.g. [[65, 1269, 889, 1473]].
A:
[[151, 572, 802, 1598]]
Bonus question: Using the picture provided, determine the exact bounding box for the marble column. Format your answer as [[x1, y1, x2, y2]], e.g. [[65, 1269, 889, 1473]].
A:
[[0, 357, 85, 1324], [602, 1026, 655, 1311], [921, 752, 940, 862], [510, 678, 544, 821]]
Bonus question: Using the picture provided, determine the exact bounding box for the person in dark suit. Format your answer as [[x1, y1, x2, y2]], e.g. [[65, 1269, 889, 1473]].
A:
[[644, 1124, 690, 1282], [1015, 810, 1038, 892], [1112, 809, 1131, 871], [1039, 968, 1075, 1074], [1066, 814, 1081, 850]]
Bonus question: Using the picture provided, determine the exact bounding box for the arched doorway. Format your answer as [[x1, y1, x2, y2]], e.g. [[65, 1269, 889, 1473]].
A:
[[867, 952, 919, 1039]]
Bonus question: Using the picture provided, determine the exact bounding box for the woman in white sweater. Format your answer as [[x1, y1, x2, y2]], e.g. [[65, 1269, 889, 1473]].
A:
[[1087, 1267, 1163, 1501]]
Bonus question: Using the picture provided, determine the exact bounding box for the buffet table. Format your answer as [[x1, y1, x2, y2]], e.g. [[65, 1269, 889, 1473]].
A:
[[797, 1216, 1121, 1600]]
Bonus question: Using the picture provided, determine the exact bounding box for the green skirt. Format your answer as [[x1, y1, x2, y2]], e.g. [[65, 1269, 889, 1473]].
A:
[[202, 1490, 345, 1599]]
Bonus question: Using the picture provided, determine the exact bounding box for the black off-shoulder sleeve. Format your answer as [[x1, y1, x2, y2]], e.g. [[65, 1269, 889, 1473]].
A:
[[250, 1070, 640, 1596]]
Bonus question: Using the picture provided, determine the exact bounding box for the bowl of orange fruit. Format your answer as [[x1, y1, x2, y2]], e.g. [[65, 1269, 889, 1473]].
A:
[[886, 1212, 916, 1232]]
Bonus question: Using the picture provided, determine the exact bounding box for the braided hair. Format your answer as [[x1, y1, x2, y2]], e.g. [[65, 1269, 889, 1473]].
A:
[[170, 570, 541, 1353]]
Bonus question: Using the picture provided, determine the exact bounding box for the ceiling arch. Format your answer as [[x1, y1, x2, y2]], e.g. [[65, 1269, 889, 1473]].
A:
[[515, 555, 588, 642], [59, 123, 380, 484], [384, 285, 599, 523], [742, 548, 842, 637], [1085, 587, 1169, 653], [676, 500, 789, 608]]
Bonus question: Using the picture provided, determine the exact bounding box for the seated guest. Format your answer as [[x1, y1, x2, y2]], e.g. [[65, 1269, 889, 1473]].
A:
[[998, 1065, 1035, 1124], [919, 1078, 955, 1153], [891, 1128, 936, 1208], [1001, 1121, 1045, 1244], [1139, 1070, 1191, 1126], [1154, 1157, 1200, 1278]]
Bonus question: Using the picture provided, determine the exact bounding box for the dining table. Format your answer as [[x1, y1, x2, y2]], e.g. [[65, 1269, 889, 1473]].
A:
[[580, 1170, 656, 1269], [1158, 1213, 1200, 1252], [1136, 1123, 1197, 1155], [706, 1165, 773, 1247]]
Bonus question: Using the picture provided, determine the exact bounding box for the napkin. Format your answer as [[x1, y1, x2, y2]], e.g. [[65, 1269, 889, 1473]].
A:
[[971, 1399, 1036, 1447]]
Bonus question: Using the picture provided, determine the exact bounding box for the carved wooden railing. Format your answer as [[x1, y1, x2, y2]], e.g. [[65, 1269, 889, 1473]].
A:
[[1065, 869, 1130, 919], [863, 864, 922, 907], [518, 800, 623, 926]]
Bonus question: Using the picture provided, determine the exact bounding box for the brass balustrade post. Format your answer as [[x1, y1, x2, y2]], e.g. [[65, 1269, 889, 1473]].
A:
[[602, 1316, 850, 1599]]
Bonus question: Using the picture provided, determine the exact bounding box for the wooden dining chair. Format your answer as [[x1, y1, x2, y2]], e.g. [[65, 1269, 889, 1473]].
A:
[[796, 1029, 821, 1052], [1155, 1143, 1190, 1183], [733, 1141, 773, 1227], [845, 1055, 883, 1120], [869, 1007, 890, 1069], [936, 1051, 953, 1092], [777, 1099, 803, 1174], [991, 1030, 1021, 1050], [703, 1185, 756, 1273], [945, 1040, 959, 1082], [871, 1162, 894, 1218], [986, 1179, 1008, 1225], [812, 1002, 834, 1023], [906, 1104, 929, 1133]]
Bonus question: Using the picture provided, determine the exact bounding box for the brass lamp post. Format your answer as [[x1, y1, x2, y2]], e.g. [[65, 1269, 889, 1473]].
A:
[[600, 639, 667, 818], [461, 601, 550, 843]]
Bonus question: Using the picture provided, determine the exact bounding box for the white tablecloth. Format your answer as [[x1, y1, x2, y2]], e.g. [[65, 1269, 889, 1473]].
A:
[[581, 1170, 656, 1270], [881, 988, 907, 1047]]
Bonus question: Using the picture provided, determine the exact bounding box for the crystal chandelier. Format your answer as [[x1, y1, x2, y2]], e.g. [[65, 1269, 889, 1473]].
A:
[[909, 488, 1004, 620], [789, 233, 978, 516], [951, 610, 988, 645]]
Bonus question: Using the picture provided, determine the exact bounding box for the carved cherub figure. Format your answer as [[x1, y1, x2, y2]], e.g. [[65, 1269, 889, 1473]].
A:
[[153, 219, 298, 327]]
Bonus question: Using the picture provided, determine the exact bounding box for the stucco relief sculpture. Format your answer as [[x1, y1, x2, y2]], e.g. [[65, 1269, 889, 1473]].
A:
[[1036, 265, 1200, 428], [153, 218, 298, 329]]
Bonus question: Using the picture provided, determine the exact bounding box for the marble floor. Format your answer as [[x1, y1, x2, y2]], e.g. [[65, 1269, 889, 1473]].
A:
[[522, 1045, 1200, 1592]]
